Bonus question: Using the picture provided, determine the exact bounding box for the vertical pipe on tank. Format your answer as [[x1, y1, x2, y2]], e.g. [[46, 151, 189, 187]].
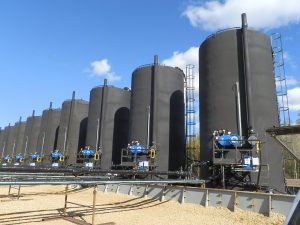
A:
[[64, 92, 75, 155], [26, 110, 35, 155], [96, 118, 100, 150], [150, 55, 158, 146], [154, 55, 158, 65], [146, 105, 151, 148], [24, 136, 28, 156], [241, 13, 254, 134], [97, 79, 107, 151], [12, 117, 22, 156], [235, 82, 243, 137]]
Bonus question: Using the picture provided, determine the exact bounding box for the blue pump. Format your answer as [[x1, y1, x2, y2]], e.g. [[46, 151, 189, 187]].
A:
[[51, 151, 62, 159], [81, 148, 95, 157], [129, 144, 145, 154], [217, 134, 241, 147]]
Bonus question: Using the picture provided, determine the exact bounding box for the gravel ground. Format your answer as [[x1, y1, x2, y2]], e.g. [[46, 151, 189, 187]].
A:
[[0, 185, 285, 225]]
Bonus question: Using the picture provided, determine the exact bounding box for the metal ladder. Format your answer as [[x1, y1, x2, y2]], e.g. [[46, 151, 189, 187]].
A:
[[8, 185, 21, 199], [185, 64, 197, 168], [271, 33, 290, 126]]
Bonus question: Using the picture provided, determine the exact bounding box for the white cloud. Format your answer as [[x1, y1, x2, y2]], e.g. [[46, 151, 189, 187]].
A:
[[183, 0, 300, 31], [88, 59, 121, 81], [91, 59, 111, 75], [285, 76, 299, 86], [287, 87, 300, 111], [106, 72, 121, 82], [283, 52, 298, 69], [162, 47, 200, 134], [162, 47, 198, 70], [276, 76, 299, 88], [162, 47, 199, 92]]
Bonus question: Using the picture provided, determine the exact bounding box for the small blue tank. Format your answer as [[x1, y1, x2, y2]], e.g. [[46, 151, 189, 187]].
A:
[[81, 148, 95, 157], [30, 153, 40, 159], [129, 144, 145, 154], [51, 152, 62, 159], [217, 134, 241, 147], [2, 155, 11, 161], [15, 155, 24, 161]]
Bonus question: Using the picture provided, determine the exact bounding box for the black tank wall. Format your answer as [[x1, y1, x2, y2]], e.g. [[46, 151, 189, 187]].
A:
[[129, 65, 185, 171], [56, 100, 89, 165], [13, 121, 26, 155], [22, 116, 42, 156], [199, 29, 285, 192], [0, 129, 3, 157], [36, 109, 61, 158], [3, 125, 15, 157], [0, 127, 9, 157], [85, 86, 130, 169]]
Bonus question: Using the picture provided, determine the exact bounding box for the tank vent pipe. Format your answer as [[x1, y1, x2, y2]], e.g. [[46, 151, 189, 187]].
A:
[[72, 91, 75, 100], [104, 79, 108, 86], [241, 13, 254, 134], [32, 110, 35, 117], [154, 55, 158, 65], [235, 82, 243, 138], [19, 116, 22, 123], [49, 102, 53, 109], [241, 13, 248, 28]]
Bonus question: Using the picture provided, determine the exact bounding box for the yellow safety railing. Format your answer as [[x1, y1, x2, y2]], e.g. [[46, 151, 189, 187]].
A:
[[150, 149, 156, 159], [37, 157, 43, 163], [94, 153, 100, 161]]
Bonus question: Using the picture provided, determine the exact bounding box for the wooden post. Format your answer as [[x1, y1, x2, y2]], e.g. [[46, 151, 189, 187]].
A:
[[92, 186, 97, 225], [17, 185, 21, 199], [63, 185, 68, 216]]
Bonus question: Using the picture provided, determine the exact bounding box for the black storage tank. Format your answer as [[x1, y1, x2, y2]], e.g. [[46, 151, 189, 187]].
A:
[[0, 126, 9, 158], [36, 103, 61, 161], [129, 56, 185, 171], [85, 80, 131, 169], [0, 128, 3, 156], [22, 111, 42, 156], [2, 124, 15, 157], [56, 93, 89, 165], [13, 118, 26, 156], [199, 14, 285, 191]]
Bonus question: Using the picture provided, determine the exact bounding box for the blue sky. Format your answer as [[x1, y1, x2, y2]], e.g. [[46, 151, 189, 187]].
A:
[[0, 0, 300, 128]]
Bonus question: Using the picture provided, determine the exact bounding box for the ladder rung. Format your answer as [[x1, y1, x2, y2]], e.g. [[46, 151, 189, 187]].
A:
[[186, 122, 196, 125]]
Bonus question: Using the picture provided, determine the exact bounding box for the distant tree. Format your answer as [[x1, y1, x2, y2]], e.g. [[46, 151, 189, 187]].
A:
[[186, 135, 200, 176]]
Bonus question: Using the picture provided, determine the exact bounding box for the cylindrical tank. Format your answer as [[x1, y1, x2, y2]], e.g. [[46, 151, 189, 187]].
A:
[[199, 15, 285, 191], [56, 97, 89, 165], [36, 106, 61, 160], [0, 128, 4, 156], [21, 112, 42, 156], [0, 127, 9, 158], [2, 125, 15, 157], [85, 81, 131, 169], [13, 120, 26, 155], [129, 56, 185, 171]]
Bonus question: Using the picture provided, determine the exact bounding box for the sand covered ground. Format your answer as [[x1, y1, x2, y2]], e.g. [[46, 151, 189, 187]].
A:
[[0, 185, 285, 225]]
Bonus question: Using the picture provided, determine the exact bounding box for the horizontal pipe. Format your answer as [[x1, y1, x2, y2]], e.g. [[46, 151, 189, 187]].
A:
[[0, 172, 66, 176], [0, 179, 205, 186], [0, 166, 190, 176], [0, 175, 109, 179]]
